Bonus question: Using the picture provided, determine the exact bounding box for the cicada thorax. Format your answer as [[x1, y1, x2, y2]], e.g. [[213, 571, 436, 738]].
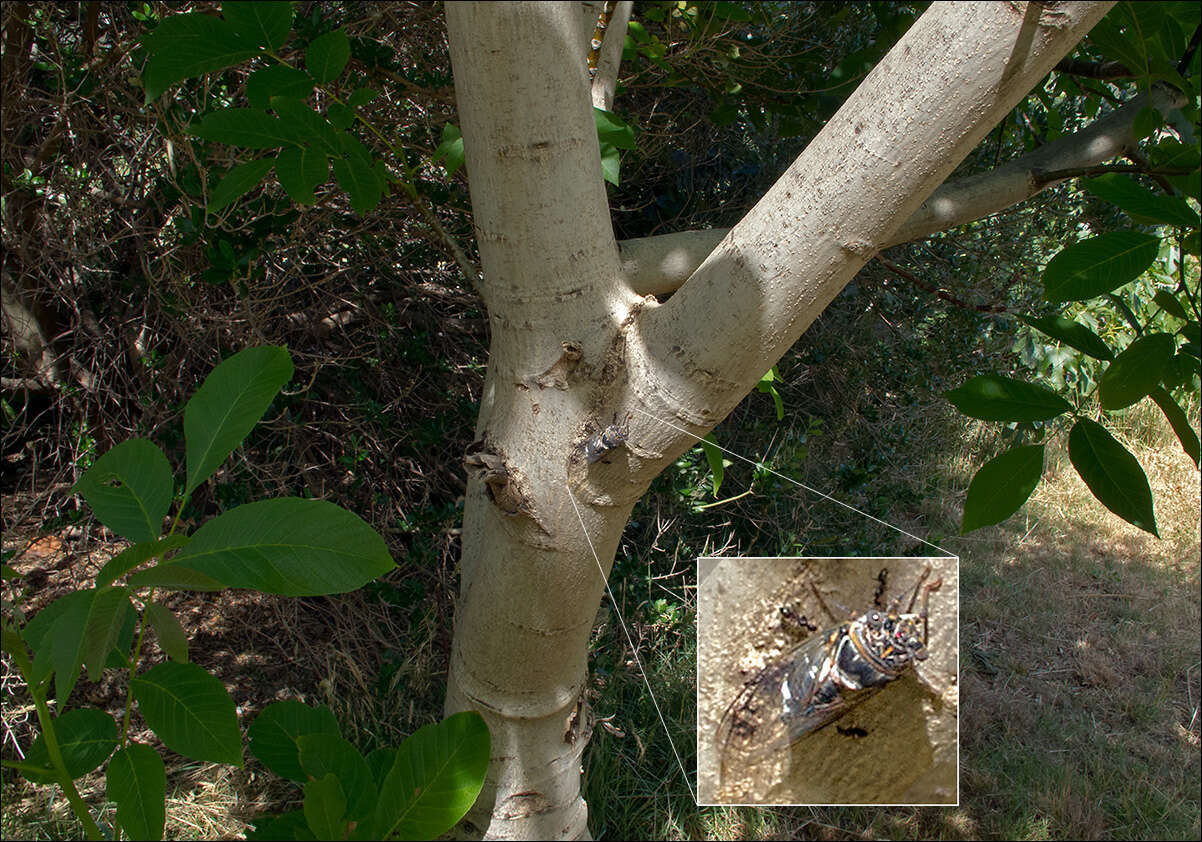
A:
[[582, 412, 632, 463], [778, 604, 934, 742]]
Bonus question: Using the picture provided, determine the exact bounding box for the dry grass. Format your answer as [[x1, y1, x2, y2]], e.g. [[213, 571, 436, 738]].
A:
[[741, 405, 1198, 841], [948, 407, 1200, 840]]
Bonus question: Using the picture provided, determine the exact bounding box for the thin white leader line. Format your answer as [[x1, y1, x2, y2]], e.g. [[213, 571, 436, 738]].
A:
[[631, 406, 957, 558], [565, 484, 698, 804]]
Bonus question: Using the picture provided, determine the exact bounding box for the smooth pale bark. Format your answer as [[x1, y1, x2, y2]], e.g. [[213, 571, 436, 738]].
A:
[[588, 1, 632, 111], [618, 85, 1187, 297], [444, 3, 1111, 838]]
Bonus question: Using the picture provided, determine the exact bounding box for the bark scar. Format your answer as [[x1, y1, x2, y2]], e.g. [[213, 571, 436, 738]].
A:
[[464, 439, 551, 536], [523, 341, 584, 390]]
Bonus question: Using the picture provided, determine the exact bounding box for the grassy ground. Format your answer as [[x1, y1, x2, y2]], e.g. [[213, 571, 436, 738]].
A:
[[631, 401, 1201, 840], [4, 341, 1197, 841], [2, 296, 1198, 841]]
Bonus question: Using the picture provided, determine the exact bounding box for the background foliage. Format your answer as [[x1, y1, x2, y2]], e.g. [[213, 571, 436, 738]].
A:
[[2, 1, 1198, 839]]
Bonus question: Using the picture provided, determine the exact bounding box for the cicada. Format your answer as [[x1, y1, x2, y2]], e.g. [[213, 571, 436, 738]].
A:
[[583, 412, 631, 463], [715, 564, 942, 790]]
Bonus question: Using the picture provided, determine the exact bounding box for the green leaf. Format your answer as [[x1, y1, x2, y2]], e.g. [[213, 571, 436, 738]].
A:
[[145, 601, 189, 663], [132, 661, 242, 766], [248, 700, 341, 783], [432, 124, 464, 176], [1149, 137, 1200, 171], [184, 346, 294, 496], [1068, 418, 1158, 536], [756, 367, 785, 420], [107, 743, 166, 841], [82, 586, 132, 681], [594, 109, 635, 186], [1088, 8, 1151, 79], [95, 534, 190, 588], [711, 2, 752, 22], [327, 102, 354, 130], [1166, 167, 1200, 202], [339, 132, 373, 164], [106, 605, 138, 671], [246, 65, 314, 110], [1099, 332, 1176, 409], [246, 811, 314, 841], [961, 445, 1044, 533], [945, 375, 1072, 421], [1132, 105, 1162, 141], [270, 96, 342, 155], [1042, 232, 1160, 303], [167, 498, 395, 596], [1019, 314, 1114, 360], [1149, 387, 1200, 467], [24, 590, 93, 697], [222, 1, 294, 51], [332, 154, 384, 215], [306, 29, 350, 83], [126, 564, 226, 592], [1083, 174, 1201, 228], [141, 13, 261, 101], [594, 107, 636, 149], [365, 747, 397, 786], [348, 87, 377, 108], [1153, 289, 1189, 320], [24, 588, 133, 702], [1182, 322, 1202, 354], [304, 774, 348, 840], [73, 439, 173, 543], [698, 434, 725, 496], [299, 734, 376, 821], [189, 109, 300, 150], [599, 141, 621, 186], [23, 708, 119, 784], [275, 146, 329, 204], [209, 158, 275, 213], [372, 711, 490, 841]]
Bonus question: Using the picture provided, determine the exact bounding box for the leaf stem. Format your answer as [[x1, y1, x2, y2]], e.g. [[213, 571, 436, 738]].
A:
[[5, 631, 105, 841]]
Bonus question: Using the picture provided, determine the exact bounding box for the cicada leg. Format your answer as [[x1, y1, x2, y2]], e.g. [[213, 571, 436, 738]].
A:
[[807, 579, 851, 622], [900, 562, 933, 614]]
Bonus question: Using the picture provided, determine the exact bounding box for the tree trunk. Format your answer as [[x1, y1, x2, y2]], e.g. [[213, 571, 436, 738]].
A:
[[442, 3, 1112, 838]]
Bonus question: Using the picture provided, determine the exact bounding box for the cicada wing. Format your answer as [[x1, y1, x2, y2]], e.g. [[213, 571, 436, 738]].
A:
[[715, 661, 793, 800]]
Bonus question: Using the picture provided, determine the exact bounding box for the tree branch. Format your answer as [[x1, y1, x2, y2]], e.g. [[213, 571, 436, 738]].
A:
[[620, 83, 1184, 298], [1055, 57, 1133, 79], [590, 1, 631, 112], [629, 1, 1115, 433], [445, 2, 621, 318]]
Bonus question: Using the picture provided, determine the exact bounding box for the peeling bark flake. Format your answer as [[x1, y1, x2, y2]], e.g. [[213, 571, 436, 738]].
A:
[[463, 440, 548, 534], [500, 791, 555, 819]]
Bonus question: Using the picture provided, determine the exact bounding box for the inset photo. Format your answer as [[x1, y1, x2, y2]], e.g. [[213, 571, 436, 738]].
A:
[[697, 556, 958, 806]]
